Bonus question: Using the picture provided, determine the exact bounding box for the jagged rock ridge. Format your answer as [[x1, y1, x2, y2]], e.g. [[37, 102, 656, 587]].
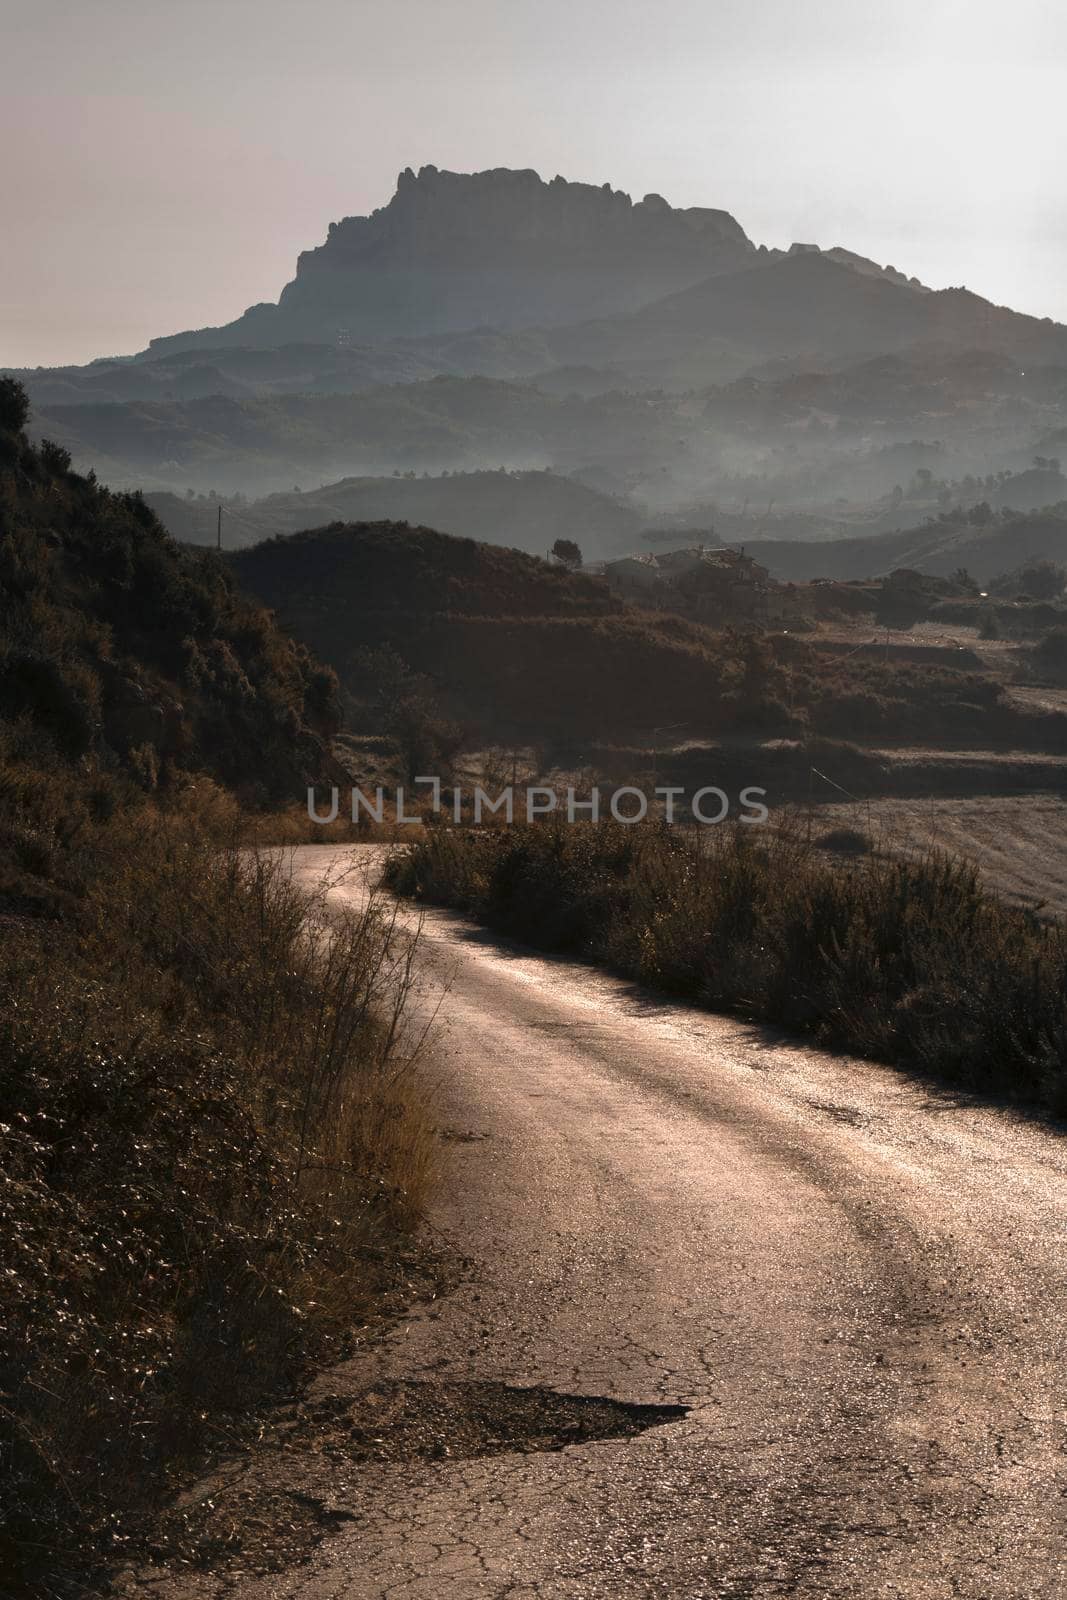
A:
[[149, 165, 757, 352]]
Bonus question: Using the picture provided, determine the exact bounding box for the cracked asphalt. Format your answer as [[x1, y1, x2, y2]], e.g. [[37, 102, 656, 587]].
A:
[[126, 844, 1067, 1599]]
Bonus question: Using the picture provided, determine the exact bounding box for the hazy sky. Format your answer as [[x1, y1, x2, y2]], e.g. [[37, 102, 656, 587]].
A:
[[3, 0, 1066, 367]]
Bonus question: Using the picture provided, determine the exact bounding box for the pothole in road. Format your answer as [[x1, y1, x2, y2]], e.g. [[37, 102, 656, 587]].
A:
[[296, 1379, 689, 1465], [143, 1384, 687, 1580], [804, 1096, 866, 1126]]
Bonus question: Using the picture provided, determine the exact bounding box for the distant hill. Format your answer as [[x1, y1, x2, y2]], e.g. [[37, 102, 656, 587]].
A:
[[34, 377, 691, 496], [30, 350, 1067, 524], [147, 469, 643, 559], [231, 519, 618, 631], [34, 349, 1067, 524], [548, 252, 1067, 386], [9, 328, 563, 408], [747, 506, 1067, 583], [700, 349, 1067, 433]]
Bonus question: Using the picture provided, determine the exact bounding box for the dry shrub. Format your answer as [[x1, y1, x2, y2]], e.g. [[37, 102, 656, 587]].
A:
[[818, 826, 872, 855], [0, 796, 434, 1591], [388, 819, 1067, 1113]]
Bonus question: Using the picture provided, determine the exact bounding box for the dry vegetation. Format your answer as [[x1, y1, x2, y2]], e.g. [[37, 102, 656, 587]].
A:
[[387, 819, 1067, 1116], [0, 786, 435, 1592], [0, 384, 437, 1592], [229, 520, 1067, 758]]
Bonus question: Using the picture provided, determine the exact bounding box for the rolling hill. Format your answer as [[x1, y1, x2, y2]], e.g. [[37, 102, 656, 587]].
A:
[[228, 518, 1053, 757], [228, 520, 760, 741], [147, 468, 644, 558], [747, 506, 1067, 583]]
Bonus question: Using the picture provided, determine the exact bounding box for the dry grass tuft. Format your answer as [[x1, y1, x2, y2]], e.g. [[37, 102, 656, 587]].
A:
[[0, 795, 435, 1591]]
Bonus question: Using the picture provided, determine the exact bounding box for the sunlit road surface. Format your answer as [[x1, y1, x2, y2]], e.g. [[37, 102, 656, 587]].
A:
[[185, 845, 1067, 1598]]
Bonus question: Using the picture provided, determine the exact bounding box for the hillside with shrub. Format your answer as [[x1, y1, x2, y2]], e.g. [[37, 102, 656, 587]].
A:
[[232, 516, 618, 625], [0, 378, 344, 839], [231, 519, 761, 741], [230, 518, 1067, 758], [0, 379, 434, 1593]]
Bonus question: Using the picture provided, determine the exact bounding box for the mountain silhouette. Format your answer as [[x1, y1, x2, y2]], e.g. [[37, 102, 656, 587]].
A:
[[147, 165, 757, 353]]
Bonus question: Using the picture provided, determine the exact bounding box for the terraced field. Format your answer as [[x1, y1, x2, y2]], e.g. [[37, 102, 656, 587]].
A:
[[808, 793, 1067, 916]]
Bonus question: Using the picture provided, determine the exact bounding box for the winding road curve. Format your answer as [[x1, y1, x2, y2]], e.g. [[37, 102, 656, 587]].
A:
[[167, 844, 1067, 1598]]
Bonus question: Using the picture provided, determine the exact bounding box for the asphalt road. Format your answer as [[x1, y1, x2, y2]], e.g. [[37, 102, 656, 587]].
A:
[[144, 843, 1067, 1599]]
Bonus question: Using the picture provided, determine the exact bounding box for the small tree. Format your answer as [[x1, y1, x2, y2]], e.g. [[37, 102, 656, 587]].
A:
[[0, 376, 30, 434], [551, 538, 582, 570], [39, 439, 72, 475]]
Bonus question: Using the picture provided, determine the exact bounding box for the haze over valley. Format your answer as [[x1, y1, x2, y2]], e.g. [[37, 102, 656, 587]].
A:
[[12, 163, 1067, 578]]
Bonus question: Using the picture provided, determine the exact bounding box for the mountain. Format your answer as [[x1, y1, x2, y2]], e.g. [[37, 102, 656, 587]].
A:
[[147, 165, 757, 354], [146, 468, 644, 559], [136, 174, 1067, 388], [545, 251, 1067, 384], [14, 165, 1067, 527]]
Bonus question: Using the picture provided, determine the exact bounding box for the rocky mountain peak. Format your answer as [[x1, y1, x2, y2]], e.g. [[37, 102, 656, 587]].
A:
[[147, 166, 760, 355], [299, 164, 754, 278]]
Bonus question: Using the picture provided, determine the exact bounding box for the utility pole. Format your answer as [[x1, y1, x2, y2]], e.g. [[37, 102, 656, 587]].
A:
[[217, 505, 222, 551]]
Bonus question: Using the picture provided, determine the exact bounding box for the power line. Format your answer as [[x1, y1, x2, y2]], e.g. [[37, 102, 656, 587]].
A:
[[205, 504, 278, 543]]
